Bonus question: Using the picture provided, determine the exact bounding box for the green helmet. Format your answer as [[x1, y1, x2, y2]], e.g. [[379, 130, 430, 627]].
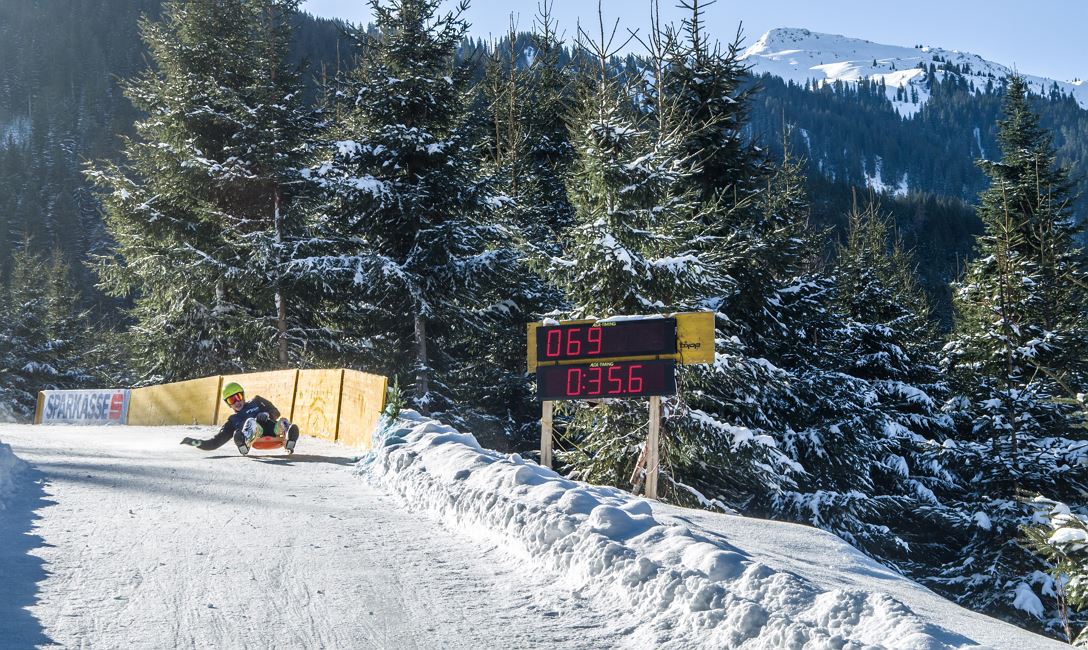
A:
[[222, 382, 244, 401]]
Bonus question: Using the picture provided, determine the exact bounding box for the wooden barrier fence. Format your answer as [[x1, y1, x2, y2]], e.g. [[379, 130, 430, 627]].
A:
[[129, 376, 222, 426], [38, 369, 388, 450]]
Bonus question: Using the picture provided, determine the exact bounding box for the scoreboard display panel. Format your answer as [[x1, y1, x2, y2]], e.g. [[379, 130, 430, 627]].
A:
[[536, 360, 676, 400], [535, 318, 677, 363]]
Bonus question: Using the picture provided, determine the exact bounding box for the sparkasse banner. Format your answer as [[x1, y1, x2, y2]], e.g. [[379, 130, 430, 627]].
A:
[[39, 389, 131, 425]]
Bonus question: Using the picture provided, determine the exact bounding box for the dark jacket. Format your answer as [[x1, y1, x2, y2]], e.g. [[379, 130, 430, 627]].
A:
[[195, 396, 280, 450]]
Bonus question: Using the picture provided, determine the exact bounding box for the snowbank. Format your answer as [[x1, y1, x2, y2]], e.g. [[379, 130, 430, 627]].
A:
[[359, 413, 1057, 649], [0, 438, 27, 509]]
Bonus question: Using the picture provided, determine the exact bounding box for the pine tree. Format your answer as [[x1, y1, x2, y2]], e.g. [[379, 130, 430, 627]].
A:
[[304, 0, 520, 415], [1022, 498, 1088, 645], [468, 4, 573, 448], [0, 243, 92, 421], [830, 198, 962, 562], [86, 0, 320, 383], [663, 0, 764, 209], [836, 198, 950, 441], [482, 3, 574, 258], [744, 160, 891, 550], [610, 1, 805, 510], [937, 74, 1088, 631], [553, 11, 734, 491]]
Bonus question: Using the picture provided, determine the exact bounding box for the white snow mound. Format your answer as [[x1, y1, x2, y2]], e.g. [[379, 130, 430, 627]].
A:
[[0, 438, 28, 508], [359, 412, 1056, 649]]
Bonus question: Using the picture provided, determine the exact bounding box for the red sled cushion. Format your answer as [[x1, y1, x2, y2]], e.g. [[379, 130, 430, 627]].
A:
[[250, 437, 284, 450]]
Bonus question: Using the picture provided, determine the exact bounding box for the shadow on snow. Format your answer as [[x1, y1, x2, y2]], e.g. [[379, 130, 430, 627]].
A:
[[0, 466, 56, 649], [246, 454, 360, 466]]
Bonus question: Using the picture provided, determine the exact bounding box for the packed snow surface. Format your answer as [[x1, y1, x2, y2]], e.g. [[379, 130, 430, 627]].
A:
[[0, 419, 1066, 648], [0, 425, 626, 649], [742, 28, 1088, 117]]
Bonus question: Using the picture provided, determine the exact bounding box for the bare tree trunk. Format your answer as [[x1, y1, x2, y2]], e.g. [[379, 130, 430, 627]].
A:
[[414, 312, 429, 412], [274, 188, 288, 365], [276, 291, 288, 364]]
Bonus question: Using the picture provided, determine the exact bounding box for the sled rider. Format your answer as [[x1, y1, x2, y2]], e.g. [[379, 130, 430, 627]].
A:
[[180, 382, 299, 455]]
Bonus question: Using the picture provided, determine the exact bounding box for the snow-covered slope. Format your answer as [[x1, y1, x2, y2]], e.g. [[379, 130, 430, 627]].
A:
[[742, 28, 1088, 118], [364, 412, 1065, 649], [0, 425, 631, 648]]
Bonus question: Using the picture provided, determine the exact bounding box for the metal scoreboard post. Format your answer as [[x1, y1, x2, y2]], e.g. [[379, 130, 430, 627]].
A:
[[528, 312, 714, 499]]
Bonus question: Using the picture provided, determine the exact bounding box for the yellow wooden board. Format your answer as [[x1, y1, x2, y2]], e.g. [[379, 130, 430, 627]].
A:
[[674, 311, 715, 365], [34, 391, 45, 424], [216, 369, 299, 425], [337, 370, 388, 450], [527, 312, 715, 371], [129, 376, 222, 426], [293, 369, 344, 441]]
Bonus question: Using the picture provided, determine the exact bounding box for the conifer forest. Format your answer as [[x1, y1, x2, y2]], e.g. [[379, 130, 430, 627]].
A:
[[1, 0, 1087, 642]]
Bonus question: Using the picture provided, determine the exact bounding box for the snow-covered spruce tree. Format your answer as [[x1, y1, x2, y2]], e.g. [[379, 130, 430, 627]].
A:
[[836, 199, 953, 454], [744, 166, 898, 554], [0, 244, 92, 421], [662, 0, 764, 209], [551, 14, 792, 501], [86, 0, 322, 382], [674, 118, 953, 560], [464, 6, 573, 448], [936, 75, 1088, 632], [830, 198, 963, 563], [482, 3, 575, 259], [304, 0, 521, 416], [584, 2, 805, 509], [1023, 498, 1088, 645]]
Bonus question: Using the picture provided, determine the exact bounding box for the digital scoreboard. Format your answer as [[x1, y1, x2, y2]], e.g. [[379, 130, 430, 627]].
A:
[[531, 313, 713, 494], [536, 360, 676, 400], [535, 318, 677, 363]]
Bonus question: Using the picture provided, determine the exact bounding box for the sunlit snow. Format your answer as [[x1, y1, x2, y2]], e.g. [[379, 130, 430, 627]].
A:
[[742, 28, 1088, 118]]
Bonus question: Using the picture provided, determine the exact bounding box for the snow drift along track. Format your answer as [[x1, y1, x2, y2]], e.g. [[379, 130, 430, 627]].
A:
[[363, 412, 1066, 649], [0, 424, 623, 649]]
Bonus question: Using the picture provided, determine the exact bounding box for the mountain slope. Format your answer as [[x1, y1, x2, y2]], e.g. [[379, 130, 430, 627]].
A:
[[739, 27, 1088, 318], [742, 27, 1087, 117]]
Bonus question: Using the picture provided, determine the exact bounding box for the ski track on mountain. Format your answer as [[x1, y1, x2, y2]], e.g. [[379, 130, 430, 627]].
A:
[[0, 425, 625, 650]]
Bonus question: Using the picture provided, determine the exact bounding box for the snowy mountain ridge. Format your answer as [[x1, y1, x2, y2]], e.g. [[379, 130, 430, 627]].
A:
[[741, 27, 1088, 118]]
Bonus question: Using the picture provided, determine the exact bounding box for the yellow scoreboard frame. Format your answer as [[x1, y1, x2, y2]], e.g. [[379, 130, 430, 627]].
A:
[[527, 311, 714, 372]]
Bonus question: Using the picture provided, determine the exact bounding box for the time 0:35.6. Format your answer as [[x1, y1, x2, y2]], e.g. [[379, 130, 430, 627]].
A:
[[536, 360, 676, 400]]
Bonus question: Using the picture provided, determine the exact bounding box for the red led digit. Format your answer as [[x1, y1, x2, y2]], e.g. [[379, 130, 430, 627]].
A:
[[538, 360, 673, 400], [545, 329, 562, 357], [566, 328, 582, 356], [587, 366, 603, 395], [566, 368, 582, 396], [606, 365, 623, 394], [628, 364, 643, 393], [587, 327, 602, 355]]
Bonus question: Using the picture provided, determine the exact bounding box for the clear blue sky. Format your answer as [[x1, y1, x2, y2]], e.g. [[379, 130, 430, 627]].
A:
[[301, 0, 1086, 83]]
